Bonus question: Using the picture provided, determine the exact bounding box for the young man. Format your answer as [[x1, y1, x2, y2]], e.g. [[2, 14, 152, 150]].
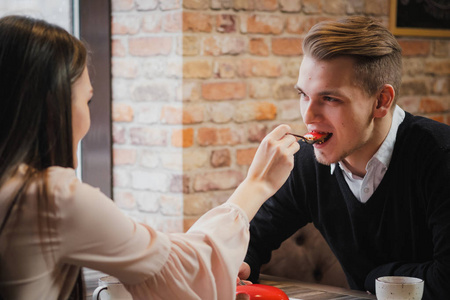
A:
[[240, 16, 450, 299]]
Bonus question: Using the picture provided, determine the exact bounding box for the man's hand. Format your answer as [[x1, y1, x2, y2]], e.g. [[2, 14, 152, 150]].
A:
[[237, 262, 252, 285]]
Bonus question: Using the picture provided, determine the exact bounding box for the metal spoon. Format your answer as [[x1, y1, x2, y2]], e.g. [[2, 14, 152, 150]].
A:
[[286, 132, 328, 145]]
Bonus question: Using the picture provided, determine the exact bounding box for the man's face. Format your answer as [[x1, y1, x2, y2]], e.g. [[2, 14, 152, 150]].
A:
[[296, 55, 379, 166]]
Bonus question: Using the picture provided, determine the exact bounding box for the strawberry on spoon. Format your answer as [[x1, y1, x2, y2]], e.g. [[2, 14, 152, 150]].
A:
[[287, 131, 332, 145]]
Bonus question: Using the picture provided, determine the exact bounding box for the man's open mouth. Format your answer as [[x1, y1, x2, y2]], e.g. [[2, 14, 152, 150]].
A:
[[304, 131, 333, 144]]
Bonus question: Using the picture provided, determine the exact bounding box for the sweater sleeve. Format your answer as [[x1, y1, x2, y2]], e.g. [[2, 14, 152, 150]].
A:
[[245, 150, 311, 282]]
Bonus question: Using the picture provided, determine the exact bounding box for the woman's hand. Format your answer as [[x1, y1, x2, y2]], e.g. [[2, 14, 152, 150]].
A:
[[245, 124, 299, 197], [227, 124, 299, 220]]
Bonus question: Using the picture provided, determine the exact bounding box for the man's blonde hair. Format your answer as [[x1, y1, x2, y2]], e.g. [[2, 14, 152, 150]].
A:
[[303, 16, 402, 102]]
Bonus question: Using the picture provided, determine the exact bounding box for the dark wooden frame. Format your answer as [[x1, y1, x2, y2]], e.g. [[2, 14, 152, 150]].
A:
[[79, 0, 112, 198], [390, 0, 450, 38]]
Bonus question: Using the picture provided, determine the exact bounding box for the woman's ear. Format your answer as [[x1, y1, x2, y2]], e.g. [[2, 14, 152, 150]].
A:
[[373, 84, 395, 118]]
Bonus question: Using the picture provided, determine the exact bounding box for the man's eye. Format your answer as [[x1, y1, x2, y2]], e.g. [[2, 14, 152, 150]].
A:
[[298, 91, 308, 100], [324, 96, 338, 102]]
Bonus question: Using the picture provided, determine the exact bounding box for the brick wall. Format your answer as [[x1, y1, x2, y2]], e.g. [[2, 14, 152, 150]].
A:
[[111, 0, 450, 233]]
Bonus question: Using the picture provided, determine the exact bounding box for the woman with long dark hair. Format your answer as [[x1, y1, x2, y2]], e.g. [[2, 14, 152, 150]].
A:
[[0, 15, 299, 299]]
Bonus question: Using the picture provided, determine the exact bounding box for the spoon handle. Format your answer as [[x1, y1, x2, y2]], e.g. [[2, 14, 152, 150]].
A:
[[286, 133, 306, 139]]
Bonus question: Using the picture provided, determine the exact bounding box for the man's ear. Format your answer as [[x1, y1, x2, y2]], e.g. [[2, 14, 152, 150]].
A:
[[373, 84, 395, 118]]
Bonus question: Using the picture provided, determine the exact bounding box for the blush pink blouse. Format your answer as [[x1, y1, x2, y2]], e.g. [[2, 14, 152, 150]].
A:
[[0, 166, 249, 299]]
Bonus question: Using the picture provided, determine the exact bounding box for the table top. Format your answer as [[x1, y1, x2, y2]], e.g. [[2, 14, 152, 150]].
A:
[[259, 274, 376, 300], [84, 268, 376, 300]]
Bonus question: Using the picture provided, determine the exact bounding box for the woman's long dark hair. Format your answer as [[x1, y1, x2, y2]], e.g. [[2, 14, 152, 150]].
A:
[[0, 15, 87, 299]]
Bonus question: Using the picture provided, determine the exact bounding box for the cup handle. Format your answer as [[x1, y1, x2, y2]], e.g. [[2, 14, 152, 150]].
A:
[[92, 286, 107, 300]]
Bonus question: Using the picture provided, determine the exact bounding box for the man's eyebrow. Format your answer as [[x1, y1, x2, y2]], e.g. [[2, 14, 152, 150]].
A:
[[294, 84, 348, 98]]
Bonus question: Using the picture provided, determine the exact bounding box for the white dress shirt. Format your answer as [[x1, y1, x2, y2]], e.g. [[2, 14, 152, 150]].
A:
[[330, 105, 405, 203]]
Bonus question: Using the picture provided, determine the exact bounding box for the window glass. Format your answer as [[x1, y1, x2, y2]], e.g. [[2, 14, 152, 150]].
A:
[[0, 0, 71, 32]]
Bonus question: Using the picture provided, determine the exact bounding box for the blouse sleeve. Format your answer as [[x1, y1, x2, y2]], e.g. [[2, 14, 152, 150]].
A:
[[52, 168, 249, 300]]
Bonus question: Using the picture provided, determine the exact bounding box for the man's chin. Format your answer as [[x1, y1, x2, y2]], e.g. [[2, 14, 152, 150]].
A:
[[313, 151, 337, 166]]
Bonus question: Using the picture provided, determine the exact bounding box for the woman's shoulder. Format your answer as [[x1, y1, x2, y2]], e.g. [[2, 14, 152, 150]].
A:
[[46, 166, 80, 191], [45, 166, 111, 215]]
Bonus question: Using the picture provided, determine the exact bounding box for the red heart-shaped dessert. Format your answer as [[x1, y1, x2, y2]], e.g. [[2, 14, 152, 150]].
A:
[[236, 284, 289, 300]]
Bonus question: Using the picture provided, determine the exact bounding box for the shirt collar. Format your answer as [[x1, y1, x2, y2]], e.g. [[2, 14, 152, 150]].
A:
[[330, 105, 405, 175]]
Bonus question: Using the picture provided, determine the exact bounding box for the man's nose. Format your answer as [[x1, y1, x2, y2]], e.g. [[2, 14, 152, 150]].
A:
[[302, 99, 322, 124]]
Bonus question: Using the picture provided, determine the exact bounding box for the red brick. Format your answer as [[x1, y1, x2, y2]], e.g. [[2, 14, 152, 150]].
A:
[[112, 59, 138, 78], [272, 38, 303, 56], [130, 127, 167, 146], [172, 128, 194, 148], [286, 16, 331, 34], [235, 101, 277, 122], [112, 15, 141, 35], [142, 15, 162, 33], [399, 40, 431, 57], [160, 0, 181, 10], [279, 99, 301, 120], [211, 149, 231, 167], [183, 0, 210, 9], [238, 59, 282, 78], [274, 81, 299, 99], [161, 105, 204, 124], [129, 37, 172, 56], [217, 14, 237, 33], [280, 0, 302, 12], [425, 60, 450, 75], [183, 12, 213, 32], [132, 82, 171, 102], [247, 123, 268, 142], [183, 60, 212, 78], [113, 124, 126, 144], [302, 0, 322, 14], [136, 0, 158, 10], [114, 190, 136, 210], [197, 127, 241, 146], [256, 0, 278, 11], [365, 0, 388, 15], [323, 0, 346, 14], [184, 194, 212, 216], [113, 148, 137, 165], [170, 174, 190, 194], [193, 170, 244, 192], [236, 147, 257, 165], [419, 97, 447, 113], [203, 36, 246, 56], [113, 169, 130, 188], [249, 79, 272, 99], [202, 82, 246, 100], [433, 40, 449, 57], [249, 38, 269, 56], [163, 12, 182, 32], [112, 39, 126, 57], [256, 102, 277, 120], [160, 194, 182, 216], [183, 36, 200, 56], [112, 0, 134, 11], [208, 102, 235, 123], [397, 96, 420, 114], [233, 0, 277, 11], [213, 60, 237, 78], [244, 14, 284, 34], [113, 102, 134, 122]]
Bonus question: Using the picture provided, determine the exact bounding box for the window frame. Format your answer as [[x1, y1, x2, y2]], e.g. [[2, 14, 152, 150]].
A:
[[79, 0, 112, 198]]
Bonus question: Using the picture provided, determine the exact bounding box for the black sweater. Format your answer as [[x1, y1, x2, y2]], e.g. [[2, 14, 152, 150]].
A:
[[245, 112, 450, 299]]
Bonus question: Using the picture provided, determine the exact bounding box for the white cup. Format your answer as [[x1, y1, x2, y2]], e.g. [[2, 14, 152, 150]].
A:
[[92, 276, 133, 300], [375, 276, 424, 300]]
